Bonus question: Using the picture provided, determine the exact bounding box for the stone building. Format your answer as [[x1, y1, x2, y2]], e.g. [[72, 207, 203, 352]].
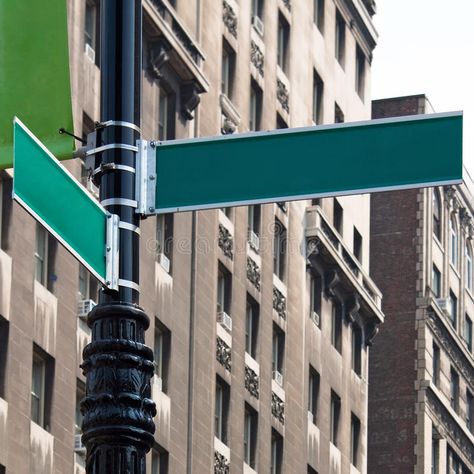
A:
[[0, 0, 382, 473], [369, 95, 474, 473]]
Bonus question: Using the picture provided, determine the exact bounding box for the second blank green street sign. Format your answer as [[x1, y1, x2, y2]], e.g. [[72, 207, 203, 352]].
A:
[[13, 118, 107, 283], [154, 112, 463, 213]]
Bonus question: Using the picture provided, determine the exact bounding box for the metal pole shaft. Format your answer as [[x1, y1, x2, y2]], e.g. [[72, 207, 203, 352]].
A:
[[81, 1, 156, 472]]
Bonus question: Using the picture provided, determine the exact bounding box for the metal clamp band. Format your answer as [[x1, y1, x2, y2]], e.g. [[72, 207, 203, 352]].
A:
[[86, 143, 139, 156], [118, 279, 140, 292], [118, 221, 141, 235], [99, 120, 142, 134], [101, 198, 138, 208], [92, 164, 136, 177]]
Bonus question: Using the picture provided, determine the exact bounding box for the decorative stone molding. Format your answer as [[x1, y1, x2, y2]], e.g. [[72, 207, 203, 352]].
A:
[[245, 366, 259, 399], [223, 1, 238, 38], [427, 310, 474, 392], [218, 224, 234, 259], [214, 451, 230, 474], [427, 387, 474, 466], [216, 337, 232, 371], [282, 0, 291, 11], [276, 79, 290, 113], [273, 287, 287, 319], [250, 40, 264, 77], [180, 81, 201, 120], [247, 257, 261, 291], [148, 40, 170, 80], [271, 392, 285, 424]]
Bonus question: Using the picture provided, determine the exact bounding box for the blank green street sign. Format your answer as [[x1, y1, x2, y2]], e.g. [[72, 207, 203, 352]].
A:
[[13, 118, 107, 283], [154, 112, 463, 213]]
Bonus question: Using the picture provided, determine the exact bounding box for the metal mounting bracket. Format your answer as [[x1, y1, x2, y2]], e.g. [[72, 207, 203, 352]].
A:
[[135, 140, 157, 216], [105, 213, 119, 290]]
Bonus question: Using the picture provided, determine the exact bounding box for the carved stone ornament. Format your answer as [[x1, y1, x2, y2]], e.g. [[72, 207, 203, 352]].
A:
[[214, 451, 230, 474], [245, 365, 259, 399], [180, 81, 201, 121], [223, 1, 238, 38], [276, 79, 290, 113], [271, 392, 285, 424], [250, 40, 264, 77], [282, 0, 291, 11], [427, 388, 474, 466], [216, 337, 232, 371], [273, 287, 287, 319], [427, 310, 474, 392], [148, 40, 170, 80], [247, 257, 261, 291], [218, 224, 234, 259], [364, 320, 379, 346]]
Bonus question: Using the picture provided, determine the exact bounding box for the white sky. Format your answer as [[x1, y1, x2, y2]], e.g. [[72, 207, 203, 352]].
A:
[[371, 0, 474, 177]]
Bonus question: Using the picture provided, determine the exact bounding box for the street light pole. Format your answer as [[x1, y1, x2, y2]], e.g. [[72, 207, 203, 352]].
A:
[[81, 1, 156, 472]]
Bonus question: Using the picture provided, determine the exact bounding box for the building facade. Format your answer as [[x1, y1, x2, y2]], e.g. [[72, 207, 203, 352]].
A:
[[369, 95, 474, 474], [0, 0, 381, 473]]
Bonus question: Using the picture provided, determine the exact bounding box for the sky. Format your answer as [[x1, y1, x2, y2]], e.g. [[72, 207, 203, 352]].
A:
[[371, 0, 474, 177]]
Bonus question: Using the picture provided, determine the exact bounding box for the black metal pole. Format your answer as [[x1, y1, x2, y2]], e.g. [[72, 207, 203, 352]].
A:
[[81, 1, 156, 472]]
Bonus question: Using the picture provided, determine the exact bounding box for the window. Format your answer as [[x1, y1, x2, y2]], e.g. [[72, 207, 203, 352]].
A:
[[215, 377, 230, 444], [335, 10, 345, 66], [84, 0, 100, 66], [331, 300, 343, 353], [245, 297, 259, 358], [466, 245, 473, 291], [312, 71, 324, 125], [351, 324, 362, 376], [31, 346, 53, 430], [467, 390, 474, 433], [334, 103, 345, 123], [314, 0, 324, 32], [156, 214, 173, 273], [330, 391, 341, 446], [277, 14, 290, 73], [432, 265, 441, 298], [158, 88, 176, 141], [433, 343, 440, 387], [248, 205, 261, 245], [151, 447, 169, 474], [333, 199, 343, 234], [308, 367, 320, 424], [450, 367, 459, 412], [35, 223, 48, 286], [350, 414, 361, 467], [465, 315, 473, 351], [450, 215, 458, 268], [355, 45, 365, 99], [244, 404, 258, 468], [449, 291, 457, 329], [433, 189, 442, 240], [310, 272, 322, 325], [249, 80, 263, 131], [154, 320, 171, 393], [353, 227, 362, 262], [217, 265, 232, 315], [221, 40, 235, 99], [272, 324, 285, 376], [273, 218, 287, 281], [0, 315, 8, 398], [270, 430, 283, 474]]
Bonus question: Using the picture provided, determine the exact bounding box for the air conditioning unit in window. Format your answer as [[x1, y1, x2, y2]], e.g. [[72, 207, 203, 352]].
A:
[[77, 299, 97, 320], [74, 433, 86, 455], [157, 253, 170, 273], [84, 43, 96, 63], [248, 230, 260, 252], [435, 297, 451, 316], [311, 311, 320, 327], [217, 311, 232, 332], [273, 370, 284, 387], [251, 15, 264, 37]]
